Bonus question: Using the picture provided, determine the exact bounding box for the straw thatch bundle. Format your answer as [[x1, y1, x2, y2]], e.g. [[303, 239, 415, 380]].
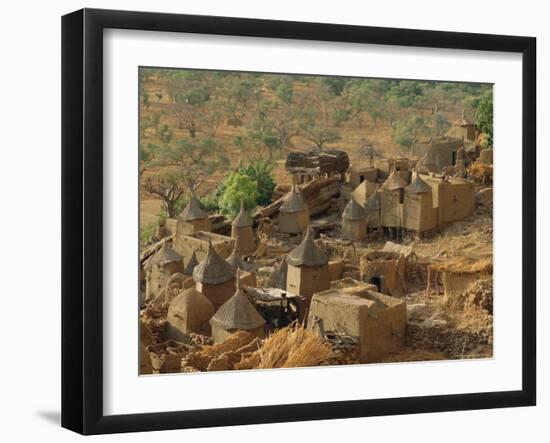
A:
[[181, 330, 259, 372], [240, 325, 334, 370]]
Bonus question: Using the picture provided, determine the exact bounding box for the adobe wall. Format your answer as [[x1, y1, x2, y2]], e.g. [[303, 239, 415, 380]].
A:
[[360, 255, 406, 298], [403, 192, 438, 232], [231, 225, 256, 255], [176, 217, 212, 237], [380, 189, 403, 228], [328, 260, 344, 282], [167, 308, 212, 339], [348, 167, 378, 189], [359, 298, 406, 362], [286, 263, 330, 298], [196, 278, 236, 310], [278, 209, 309, 234], [287, 263, 330, 321], [307, 289, 406, 363], [342, 218, 367, 241], [176, 232, 234, 263], [149, 261, 185, 301], [438, 181, 475, 224], [307, 292, 368, 337]]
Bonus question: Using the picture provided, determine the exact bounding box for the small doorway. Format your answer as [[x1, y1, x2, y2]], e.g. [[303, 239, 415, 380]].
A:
[[369, 276, 382, 292], [452, 150, 457, 165]]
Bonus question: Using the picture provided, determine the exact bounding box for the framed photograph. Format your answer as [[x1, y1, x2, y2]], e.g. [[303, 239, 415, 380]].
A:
[[61, 8, 536, 435]]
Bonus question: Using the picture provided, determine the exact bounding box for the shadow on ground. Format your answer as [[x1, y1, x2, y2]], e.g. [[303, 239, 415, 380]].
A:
[[36, 410, 61, 426]]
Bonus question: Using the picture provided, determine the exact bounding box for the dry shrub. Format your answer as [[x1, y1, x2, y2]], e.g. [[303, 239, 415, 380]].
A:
[[469, 163, 493, 180], [181, 331, 259, 372], [254, 325, 334, 369]]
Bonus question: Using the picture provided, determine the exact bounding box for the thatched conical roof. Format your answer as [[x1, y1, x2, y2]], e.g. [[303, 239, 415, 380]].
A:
[[183, 251, 199, 276], [280, 185, 308, 213], [406, 171, 432, 194], [286, 228, 328, 267], [343, 196, 367, 221], [351, 179, 377, 205], [232, 200, 253, 228], [381, 170, 407, 191], [226, 242, 245, 271], [193, 240, 235, 285], [150, 242, 183, 266], [210, 271, 265, 331], [365, 185, 381, 211], [180, 194, 208, 222]]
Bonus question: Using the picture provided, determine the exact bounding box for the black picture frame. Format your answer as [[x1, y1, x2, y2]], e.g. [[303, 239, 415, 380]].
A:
[[61, 8, 537, 435]]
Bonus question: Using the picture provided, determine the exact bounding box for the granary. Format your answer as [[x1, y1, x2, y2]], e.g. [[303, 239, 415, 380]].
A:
[[446, 110, 479, 143], [339, 176, 376, 214], [193, 240, 236, 309], [153, 272, 187, 308], [347, 164, 378, 189], [278, 185, 309, 234], [351, 178, 378, 207], [341, 196, 367, 241], [176, 230, 235, 265], [166, 286, 215, 339], [285, 149, 350, 184], [364, 185, 381, 229], [209, 272, 266, 343], [231, 200, 256, 254], [424, 175, 475, 225], [411, 137, 463, 173], [380, 170, 407, 231], [360, 250, 406, 297], [307, 278, 406, 363], [402, 171, 438, 233], [175, 194, 212, 238], [146, 241, 185, 302], [286, 228, 330, 318]]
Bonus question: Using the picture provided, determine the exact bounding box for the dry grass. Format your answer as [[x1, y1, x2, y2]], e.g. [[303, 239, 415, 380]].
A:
[[254, 325, 334, 369], [429, 256, 493, 274]]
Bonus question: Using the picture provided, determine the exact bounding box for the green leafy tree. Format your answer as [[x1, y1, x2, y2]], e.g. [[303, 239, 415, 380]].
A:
[[156, 137, 228, 192], [297, 107, 340, 151], [218, 172, 259, 217], [139, 143, 158, 176], [143, 169, 186, 218], [221, 74, 261, 127], [156, 124, 173, 147], [237, 160, 276, 206], [248, 109, 283, 160], [476, 92, 493, 148], [172, 84, 212, 138], [213, 160, 276, 210], [392, 114, 429, 152]]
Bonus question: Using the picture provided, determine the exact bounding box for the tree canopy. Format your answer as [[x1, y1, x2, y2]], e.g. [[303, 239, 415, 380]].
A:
[[139, 67, 493, 219]]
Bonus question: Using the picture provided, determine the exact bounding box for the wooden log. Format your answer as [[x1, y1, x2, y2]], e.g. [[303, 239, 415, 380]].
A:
[[258, 177, 341, 218]]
